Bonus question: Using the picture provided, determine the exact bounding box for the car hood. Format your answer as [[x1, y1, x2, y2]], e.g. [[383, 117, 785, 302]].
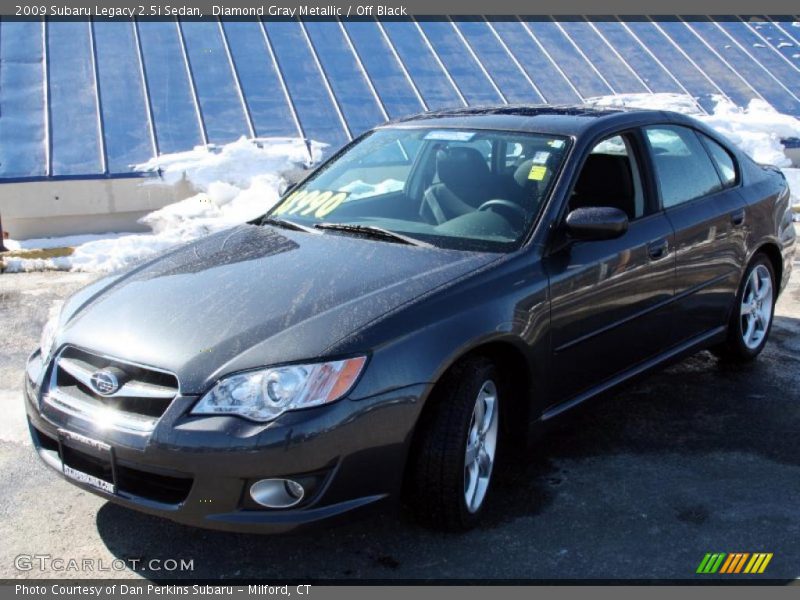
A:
[[59, 224, 498, 394]]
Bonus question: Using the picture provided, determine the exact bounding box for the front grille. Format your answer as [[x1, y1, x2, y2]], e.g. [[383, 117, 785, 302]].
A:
[[44, 346, 179, 433]]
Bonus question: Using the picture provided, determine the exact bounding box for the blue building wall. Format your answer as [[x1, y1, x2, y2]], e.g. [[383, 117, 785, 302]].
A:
[[1, 16, 799, 181]]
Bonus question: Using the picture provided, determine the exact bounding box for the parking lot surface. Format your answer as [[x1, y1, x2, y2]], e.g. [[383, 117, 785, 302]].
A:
[[1, 264, 798, 581]]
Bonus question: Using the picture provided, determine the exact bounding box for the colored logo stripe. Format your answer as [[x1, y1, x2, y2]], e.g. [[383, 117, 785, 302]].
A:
[[697, 553, 726, 573], [744, 553, 773, 574], [719, 553, 749, 573], [697, 553, 773, 574]]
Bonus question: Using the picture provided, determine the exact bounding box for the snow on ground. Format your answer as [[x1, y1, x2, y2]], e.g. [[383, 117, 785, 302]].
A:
[[3, 95, 800, 273]]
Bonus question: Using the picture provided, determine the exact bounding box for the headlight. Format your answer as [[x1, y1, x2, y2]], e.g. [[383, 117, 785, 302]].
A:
[[39, 301, 63, 362], [191, 356, 367, 422]]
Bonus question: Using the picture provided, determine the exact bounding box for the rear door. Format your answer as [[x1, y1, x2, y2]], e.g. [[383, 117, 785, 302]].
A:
[[642, 125, 748, 343], [545, 132, 676, 405]]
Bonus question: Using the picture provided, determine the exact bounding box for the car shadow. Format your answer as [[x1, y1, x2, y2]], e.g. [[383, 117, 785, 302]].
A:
[[95, 315, 800, 580]]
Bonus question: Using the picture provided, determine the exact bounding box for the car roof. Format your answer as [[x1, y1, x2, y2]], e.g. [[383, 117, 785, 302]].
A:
[[381, 104, 684, 138]]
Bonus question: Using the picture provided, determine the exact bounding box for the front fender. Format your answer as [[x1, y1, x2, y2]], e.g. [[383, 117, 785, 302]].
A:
[[333, 256, 551, 416]]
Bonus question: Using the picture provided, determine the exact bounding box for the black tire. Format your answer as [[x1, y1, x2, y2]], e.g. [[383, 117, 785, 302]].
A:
[[407, 356, 501, 531], [712, 254, 776, 363]]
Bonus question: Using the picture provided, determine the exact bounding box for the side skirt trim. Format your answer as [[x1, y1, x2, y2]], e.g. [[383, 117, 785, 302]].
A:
[[542, 325, 726, 421]]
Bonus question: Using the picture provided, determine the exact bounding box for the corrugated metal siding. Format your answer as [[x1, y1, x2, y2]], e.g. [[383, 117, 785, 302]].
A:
[[1, 16, 799, 180]]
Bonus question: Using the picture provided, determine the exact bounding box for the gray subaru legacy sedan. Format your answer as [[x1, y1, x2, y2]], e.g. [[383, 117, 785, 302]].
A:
[[25, 106, 795, 532]]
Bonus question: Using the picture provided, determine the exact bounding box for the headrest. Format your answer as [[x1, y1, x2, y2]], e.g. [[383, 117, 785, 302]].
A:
[[574, 154, 633, 201], [513, 159, 536, 188], [436, 147, 491, 192]]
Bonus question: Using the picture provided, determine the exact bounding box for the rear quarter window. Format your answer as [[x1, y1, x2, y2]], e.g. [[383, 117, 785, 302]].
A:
[[699, 133, 738, 188]]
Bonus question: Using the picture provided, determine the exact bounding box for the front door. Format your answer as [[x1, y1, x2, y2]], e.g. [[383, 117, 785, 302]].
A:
[[545, 133, 676, 407]]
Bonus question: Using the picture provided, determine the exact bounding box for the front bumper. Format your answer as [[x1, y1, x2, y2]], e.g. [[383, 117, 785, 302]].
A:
[[25, 351, 428, 533]]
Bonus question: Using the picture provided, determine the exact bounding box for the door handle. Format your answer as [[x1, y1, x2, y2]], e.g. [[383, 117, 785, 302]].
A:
[[647, 239, 669, 261], [731, 209, 746, 227]]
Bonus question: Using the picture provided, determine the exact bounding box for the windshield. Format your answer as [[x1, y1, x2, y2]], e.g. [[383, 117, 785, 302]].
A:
[[268, 127, 569, 252]]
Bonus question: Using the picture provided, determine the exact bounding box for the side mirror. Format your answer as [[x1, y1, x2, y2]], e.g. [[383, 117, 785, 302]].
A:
[[565, 206, 629, 241]]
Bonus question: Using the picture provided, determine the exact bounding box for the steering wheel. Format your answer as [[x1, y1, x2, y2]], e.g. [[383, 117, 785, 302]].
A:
[[477, 199, 527, 227]]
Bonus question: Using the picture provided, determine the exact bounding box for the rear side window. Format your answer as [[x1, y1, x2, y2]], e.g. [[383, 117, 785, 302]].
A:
[[644, 125, 723, 208], [700, 134, 738, 188]]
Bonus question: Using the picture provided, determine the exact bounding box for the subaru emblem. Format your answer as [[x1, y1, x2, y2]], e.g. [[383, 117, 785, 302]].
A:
[[90, 370, 120, 396]]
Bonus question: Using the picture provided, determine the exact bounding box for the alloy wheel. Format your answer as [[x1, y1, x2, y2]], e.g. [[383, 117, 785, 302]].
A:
[[464, 380, 499, 514], [740, 264, 773, 350]]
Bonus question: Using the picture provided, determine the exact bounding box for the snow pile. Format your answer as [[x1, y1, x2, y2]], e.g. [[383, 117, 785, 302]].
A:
[[590, 92, 705, 115], [3, 232, 131, 253], [590, 93, 800, 212], [3, 137, 325, 273], [590, 94, 800, 166], [695, 99, 800, 167], [136, 136, 325, 236]]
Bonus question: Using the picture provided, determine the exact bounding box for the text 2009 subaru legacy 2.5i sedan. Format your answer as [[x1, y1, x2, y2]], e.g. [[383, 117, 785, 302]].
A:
[[25, 106, 795, 533]]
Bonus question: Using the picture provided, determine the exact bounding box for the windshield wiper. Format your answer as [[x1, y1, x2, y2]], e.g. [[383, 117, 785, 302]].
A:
[[262, 216, 320, 235], [314, 223, 431, 247]]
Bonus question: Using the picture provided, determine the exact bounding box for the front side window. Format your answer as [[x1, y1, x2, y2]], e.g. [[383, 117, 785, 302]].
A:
[[570, 134, 646, 220], [643, 125, 723, 208], [269, 127, 569, 252]]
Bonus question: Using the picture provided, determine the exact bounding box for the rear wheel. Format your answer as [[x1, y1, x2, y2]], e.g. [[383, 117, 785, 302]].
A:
[[713, 254, 776, 362], [407, 357, 501, 531]]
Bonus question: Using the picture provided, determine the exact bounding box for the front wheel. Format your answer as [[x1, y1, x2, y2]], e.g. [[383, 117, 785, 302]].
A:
[[713, 255, 776, 362], [407, 357, 501, 531]]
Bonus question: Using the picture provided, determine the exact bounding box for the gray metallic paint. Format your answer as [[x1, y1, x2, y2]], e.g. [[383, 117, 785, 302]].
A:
[[26, 106, 796, 532]]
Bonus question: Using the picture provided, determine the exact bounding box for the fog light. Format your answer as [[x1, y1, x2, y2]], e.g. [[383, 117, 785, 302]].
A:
[[250, 478, 305, 509]]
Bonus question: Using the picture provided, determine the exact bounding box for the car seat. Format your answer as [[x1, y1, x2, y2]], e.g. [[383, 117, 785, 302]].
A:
[[569, 154, 636, 219], [420, 147, 501, 225]]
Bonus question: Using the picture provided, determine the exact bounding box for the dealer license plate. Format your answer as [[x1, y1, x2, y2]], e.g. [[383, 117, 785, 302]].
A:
[[57, 429, 116, 494]]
